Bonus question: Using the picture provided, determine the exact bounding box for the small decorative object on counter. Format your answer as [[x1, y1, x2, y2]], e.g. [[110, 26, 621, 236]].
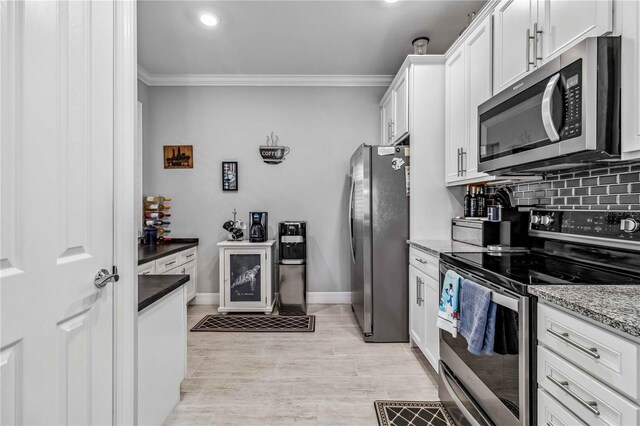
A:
[[143, 195, 172, 243], [412, 37, 430, 55], [259, 132, 290, 165], [464, 185, 471, 217], [222, 161, 238, 191], [469, 186, 478, 217], [477, 185, 486, 217], [223, 209, 246, 241]]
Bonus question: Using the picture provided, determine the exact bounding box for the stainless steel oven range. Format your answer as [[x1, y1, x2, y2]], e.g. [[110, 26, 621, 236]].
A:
[[438, 209, 640, 426]]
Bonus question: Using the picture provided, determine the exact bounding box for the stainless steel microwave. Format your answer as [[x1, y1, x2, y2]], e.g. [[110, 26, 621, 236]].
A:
[[478, 37, 620, 174]]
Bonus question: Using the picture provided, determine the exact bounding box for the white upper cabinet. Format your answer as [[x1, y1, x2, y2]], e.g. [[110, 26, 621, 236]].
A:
[[445, 15, 492, 185], [445, 46, 466, 183], [465, 17, 492, 179], [380, 94, 393, 145], [620, 0, 640, 160], [537, 0, 613, 63], [493, 0, 613, 95], [493, 0, 537, 94], [380, 68, 409, 146], [392, 69, 409, 143]]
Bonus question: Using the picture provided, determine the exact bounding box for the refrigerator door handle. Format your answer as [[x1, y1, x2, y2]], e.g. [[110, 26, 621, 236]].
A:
[[348, 178, 356, 264]]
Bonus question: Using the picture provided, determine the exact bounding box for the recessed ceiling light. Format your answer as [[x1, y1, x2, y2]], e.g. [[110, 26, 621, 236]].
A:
[[199, 12, 219, 27], [384, 0, 399, 3]]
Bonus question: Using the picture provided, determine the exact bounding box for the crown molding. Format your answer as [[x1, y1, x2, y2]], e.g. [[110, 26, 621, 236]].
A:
[[137, 65, 152, 86], [136, 67, 393, 87]]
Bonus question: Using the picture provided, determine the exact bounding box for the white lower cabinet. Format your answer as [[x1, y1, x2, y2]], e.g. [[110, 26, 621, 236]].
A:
[[537, 303, 640, 426], [408, 249, 440, 371], [138, 245, 198, 304]]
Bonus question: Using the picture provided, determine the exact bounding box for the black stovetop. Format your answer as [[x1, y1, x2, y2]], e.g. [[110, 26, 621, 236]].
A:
[[442, 250, 640, 293]]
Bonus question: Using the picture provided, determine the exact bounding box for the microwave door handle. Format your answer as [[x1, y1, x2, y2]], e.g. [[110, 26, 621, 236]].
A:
[[541, 73, 561, 142]]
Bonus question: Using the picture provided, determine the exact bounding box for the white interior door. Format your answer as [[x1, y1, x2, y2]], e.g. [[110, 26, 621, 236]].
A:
[[1, 1, 116, 424]]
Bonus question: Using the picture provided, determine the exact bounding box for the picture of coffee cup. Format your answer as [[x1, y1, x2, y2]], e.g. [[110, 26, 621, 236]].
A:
[[259, 145, 290, 163]]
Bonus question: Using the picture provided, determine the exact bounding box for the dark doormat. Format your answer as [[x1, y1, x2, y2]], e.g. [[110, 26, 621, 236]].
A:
[[191, 314, 315, 332], [374, 401, 454, 426]]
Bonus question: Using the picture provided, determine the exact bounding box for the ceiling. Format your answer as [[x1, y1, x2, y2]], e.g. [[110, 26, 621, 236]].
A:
[[137, 0, 486, 76]]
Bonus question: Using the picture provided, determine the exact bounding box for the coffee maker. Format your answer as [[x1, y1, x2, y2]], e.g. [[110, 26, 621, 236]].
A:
[[249, 212, 268, 242]]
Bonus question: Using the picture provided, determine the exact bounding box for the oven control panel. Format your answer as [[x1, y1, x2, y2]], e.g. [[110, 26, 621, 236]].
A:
[[530, 209, 640, 241]]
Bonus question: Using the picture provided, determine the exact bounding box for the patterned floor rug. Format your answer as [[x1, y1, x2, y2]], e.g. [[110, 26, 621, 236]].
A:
[[374, 401, 454, 426], [191, 314, 315, 332]]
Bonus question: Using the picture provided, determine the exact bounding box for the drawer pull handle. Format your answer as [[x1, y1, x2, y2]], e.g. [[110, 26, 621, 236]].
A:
[[546, 423, 554, 426], [415, 258, 428, 264], [547, 375, 600, 416], [165, 260, 176, 266], [142, 271, 150, 275], [547, 328, 600, 359], [186, 253, 195, 258]]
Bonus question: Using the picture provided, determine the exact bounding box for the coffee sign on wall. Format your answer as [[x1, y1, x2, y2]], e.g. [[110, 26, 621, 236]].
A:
[[259, 132, 290, 165]]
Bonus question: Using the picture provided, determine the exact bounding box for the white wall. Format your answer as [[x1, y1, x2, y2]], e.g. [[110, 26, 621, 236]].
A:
[[141, 86, 385, 294]]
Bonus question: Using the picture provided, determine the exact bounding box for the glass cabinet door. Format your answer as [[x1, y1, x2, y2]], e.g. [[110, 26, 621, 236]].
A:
[[225, 249, 265, 306]]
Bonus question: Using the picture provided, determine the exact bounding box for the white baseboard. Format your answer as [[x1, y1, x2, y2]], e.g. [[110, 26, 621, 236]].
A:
[[193, 293, 220, 305], [306, 291, 351, 304], [192, 292, 351, 305]]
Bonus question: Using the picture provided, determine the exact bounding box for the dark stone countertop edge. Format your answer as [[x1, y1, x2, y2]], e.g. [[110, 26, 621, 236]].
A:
[[138, 274, 189, 312], [529, 286, 640, 340], [138, 241, 199, 265]]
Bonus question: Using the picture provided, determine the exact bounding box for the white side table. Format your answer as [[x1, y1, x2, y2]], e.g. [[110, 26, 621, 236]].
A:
[[217, 240, 276, 313]]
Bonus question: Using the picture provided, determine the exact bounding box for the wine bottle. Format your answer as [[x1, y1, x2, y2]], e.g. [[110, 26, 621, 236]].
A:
[[157, 228, 171, 236], [145, 220, 171, 226], [144, 211, 171, 219], [478, 185, 486, 217], [144, 196, 172, 203], [464, 185, 471, 217], [145, 203, 171, 211], [470, 187, 478, 217]]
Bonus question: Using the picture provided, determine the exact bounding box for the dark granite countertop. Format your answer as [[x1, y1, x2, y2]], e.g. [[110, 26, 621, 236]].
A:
[[138, 274, 189, 312], [138, 238, 199, 265], [529, 285, 640, 339], [407, 239, 488, 257]]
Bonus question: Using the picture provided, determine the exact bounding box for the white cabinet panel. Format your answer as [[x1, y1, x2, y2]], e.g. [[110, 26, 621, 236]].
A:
[[538, 0, 613, 63], [182, 259, 197, 303], [422, 274, 440, 371], [137, 261, 156, 276], [155, 253, 179, 274], [621, 0, 640, 160], [537, 389, 587, 426], [409, 266, 426, 350], [392, 68, 409, 144], [493, 0, 537, 94], [381, 94, 393, 145], [464, 17, 492, 180], [445, 47, 465, 183]]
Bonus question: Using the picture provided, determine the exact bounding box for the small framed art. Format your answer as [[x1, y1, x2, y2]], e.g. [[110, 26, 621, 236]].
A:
[[164, 145, 193, 169], [222, 161, 238, 191]]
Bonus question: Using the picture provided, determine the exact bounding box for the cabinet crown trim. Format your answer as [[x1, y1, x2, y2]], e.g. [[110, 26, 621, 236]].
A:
[[138, 66, 393, 87]]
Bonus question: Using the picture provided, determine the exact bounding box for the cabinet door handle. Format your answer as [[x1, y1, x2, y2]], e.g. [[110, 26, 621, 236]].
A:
[[416, 277, 420, 305], [547, 375, 600, 416], [391, 120, 395, 139], [415, 258, 428, 265], [456, 148, 461, 176], [141, 271, 150, 275], [461, 150, 467, 175], [526, 28, 532, 71], [533, 22, 542, 64], [186, 253, 195, 258], [546, 328, 600, 359], [165, 260, 176, 266]]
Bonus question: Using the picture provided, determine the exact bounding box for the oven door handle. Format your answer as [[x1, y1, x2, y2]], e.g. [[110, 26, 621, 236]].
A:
[[440, 261, 520, 311], [441, 363, 495, 426], [541, 73, 561, 142]]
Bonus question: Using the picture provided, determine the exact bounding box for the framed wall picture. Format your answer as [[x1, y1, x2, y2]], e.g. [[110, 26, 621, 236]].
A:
[[164, 145, 193, 169], [222, 161, 238, 191]]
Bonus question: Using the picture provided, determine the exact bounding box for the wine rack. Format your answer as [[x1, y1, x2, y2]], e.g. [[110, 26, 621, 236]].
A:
[[144, 195, 172, 241]]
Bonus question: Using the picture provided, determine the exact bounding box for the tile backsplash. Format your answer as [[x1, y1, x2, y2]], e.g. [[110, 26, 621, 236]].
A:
[[507, 162, 640, 210]]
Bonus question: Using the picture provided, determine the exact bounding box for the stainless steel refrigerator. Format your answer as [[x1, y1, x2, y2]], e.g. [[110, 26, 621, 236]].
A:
[[349, 144, 409, 342]]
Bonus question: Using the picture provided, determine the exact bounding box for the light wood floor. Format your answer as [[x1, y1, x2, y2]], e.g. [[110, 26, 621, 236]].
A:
[[165, 304, 439, 425]]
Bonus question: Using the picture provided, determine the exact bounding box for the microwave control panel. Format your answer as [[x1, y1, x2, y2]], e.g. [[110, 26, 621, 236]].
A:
[[559, 60, 583, 140]]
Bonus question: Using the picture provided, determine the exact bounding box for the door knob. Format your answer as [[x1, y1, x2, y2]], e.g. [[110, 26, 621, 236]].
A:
[[94, 267, 119, 288]]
